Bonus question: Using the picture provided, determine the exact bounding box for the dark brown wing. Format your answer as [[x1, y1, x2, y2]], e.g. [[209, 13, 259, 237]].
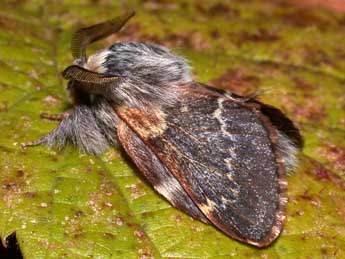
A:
[[116, 86, 286, 247]]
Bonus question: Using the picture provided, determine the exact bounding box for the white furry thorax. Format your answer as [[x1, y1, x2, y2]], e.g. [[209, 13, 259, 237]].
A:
[[82, 42, 193, 108], [83, 42, 192, 85]]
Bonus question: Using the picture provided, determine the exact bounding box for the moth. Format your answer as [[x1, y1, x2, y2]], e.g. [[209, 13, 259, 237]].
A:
[[23, 12, 303, 247]]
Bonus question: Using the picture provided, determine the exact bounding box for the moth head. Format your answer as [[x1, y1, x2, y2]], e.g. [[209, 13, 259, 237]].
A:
[[63, 11, 192, 95], [62, 12, 135, 88]]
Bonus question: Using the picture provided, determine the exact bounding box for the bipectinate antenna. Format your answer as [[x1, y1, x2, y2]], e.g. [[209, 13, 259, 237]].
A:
[[71, 11, 135, 65], [62, 65, 119, 94], [64, 11, 134, 87]]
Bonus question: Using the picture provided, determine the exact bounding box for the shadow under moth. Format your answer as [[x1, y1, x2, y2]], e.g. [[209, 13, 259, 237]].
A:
[[23, 12, 303, 247]]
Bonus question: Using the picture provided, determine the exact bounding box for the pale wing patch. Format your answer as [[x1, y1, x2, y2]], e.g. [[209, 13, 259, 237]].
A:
[[224, 158, 235, 181], [154, 176, 184, 207], [212, 97, 228, 136], [198, 198, 217, 215], [117, 106, 167, 139], [213, 98, 242, 144]]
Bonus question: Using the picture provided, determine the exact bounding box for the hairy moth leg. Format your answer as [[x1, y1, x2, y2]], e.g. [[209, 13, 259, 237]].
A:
[[22, 111, 72, 148], [21, 137, 50, 148], [23, 98, 119, 155], [21, 112, 70, 148]]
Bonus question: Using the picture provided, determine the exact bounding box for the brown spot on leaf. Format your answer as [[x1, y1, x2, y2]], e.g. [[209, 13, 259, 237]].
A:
[[141, 211, 153, 219], [299, 190, 314, 201], [300, 234, 307, 242], [129, 183, 146, 200], [2, 169, 29, 208], [280, 9, 336, 30], [295, 101, 326, 122], [109, 22, 148, 43], [315, 165, 331, 180], [24, 192, 37, 198], [172, 214, 183, 225], [210, 29, 221, 39], [196, 3, 239, 18], [29, 69, 40, 80], [72, 232, 85, 239], [111, 18, 211, 51], [281, 94, 326, 123], [302, 46, 335, 68], [100, 178, 118, 197], [232, 28, 280, 46], [191, 224, 204, 232], [187, 31, 211, 51], [103, 232, 116, 239], [208, 68, 260, 96], [138, 248, 154, 259], [143, 0, 179, 11], [114, 216, 124, 226], [42, 95, 61, 107], [125, 220, 138, 228], [134, 230, 146, 239], [307, 157, 345, 190], [292, 77, 317, 91], [102, 201, 113, 208], [0, 102, 8, 112], [110, 21, 164, 46], [291, 209, 305, 216], [298, 190, 321, 207], [38, 239, 58, 250], [317, 143, 345, 173], [16, 170, 25, 178], [65, 216, 84, 237], [66, 239, 77, 248], [164, 31, 211, 51], [0, 15, 18, 31], [288, 0, 345, 13], [39, 202, 48, 208], [88, 192, 103, 214], [74, 210, 84, 217], [3, 181, 17, 190]]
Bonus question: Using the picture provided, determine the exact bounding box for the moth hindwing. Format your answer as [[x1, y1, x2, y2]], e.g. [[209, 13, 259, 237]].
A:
[[23, 13, 302, 247]]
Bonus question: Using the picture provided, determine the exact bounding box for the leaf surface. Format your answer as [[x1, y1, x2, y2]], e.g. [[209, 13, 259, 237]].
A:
[[0, 1, 345, 258]]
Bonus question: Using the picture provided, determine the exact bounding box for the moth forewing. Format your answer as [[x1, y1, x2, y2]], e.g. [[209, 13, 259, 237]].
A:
[[115, 85, 289, 247], [117, 121, 209, 223]]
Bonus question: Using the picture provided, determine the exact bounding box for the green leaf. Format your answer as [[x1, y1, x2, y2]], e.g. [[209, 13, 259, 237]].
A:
[[1, 1, 345, 258]]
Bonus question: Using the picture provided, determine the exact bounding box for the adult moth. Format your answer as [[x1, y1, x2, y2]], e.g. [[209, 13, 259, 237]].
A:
[[23, 12, 303, 247]]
